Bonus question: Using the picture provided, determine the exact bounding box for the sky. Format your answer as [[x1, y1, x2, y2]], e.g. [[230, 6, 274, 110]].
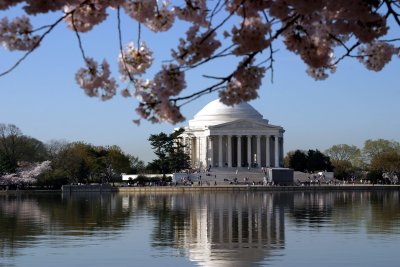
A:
[[1, 5, 400, 163]]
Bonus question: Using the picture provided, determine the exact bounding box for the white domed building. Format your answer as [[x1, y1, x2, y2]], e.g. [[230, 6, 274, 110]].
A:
[[181, 99, 285, 170]]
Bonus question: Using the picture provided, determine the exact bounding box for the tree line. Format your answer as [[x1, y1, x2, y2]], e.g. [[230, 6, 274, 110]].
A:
[[0, 123, 191, 189], [0, 123, 145, 188], [2, 122, 398, 187], [284, 139, 400, 183]]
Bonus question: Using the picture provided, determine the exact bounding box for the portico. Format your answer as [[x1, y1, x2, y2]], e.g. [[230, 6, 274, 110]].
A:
[[181, 99, 285, 169]]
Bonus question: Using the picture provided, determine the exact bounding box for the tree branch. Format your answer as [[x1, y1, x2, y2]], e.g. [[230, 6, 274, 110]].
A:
[[0, 0, 91, 78], [71, 12, 87, 61], [171, 14, 300, 105], [117, 6, 135, 83], [385, 0, 400, 26], [0, 14, 67, 77]]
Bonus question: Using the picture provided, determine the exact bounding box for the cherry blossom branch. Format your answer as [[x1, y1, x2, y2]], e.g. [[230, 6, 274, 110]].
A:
[[176, 79, 230, 106], [117, 6, 135, 83], [137, 22, 142, 48], [208, 0, 225, 26], [178, 86, 226, 108], [0, 0, 92, 78], [182, 44, 235, 71], [171, 14, 300, 105], [263, 10, 275, 83], [330, 37, 361, 66], [0, 14, 67, 77], [381, 38, 400, 42], [71, 12, 87, 61], [385, 0, 400, 26]]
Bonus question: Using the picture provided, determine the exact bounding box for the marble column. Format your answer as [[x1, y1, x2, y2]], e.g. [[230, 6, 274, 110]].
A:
[[218, 135, 223, 167], [227, 135, 232, 167], [274, 135, 279, 167], [200, 136, 207, 169], [208, 136, 213, 167], [256, 135, 261, 167], [247, 135, 251, 167], [237, 135, 241, 167], [265, 135, 270, 167], [191, 137, 196, 168], [280, 137, 284, 166], [196, 136, 200, 168]]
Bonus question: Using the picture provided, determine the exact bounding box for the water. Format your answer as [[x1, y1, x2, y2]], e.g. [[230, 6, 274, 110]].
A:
[[1, 191, 399, 267]]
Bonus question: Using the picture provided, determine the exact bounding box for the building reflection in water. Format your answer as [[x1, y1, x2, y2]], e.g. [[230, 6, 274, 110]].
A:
[[123, 192, 293, 266], [1, 191, 399, 265]]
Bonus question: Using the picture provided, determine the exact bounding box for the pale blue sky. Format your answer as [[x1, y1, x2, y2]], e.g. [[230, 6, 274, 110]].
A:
[[1, 7, 399, 163]]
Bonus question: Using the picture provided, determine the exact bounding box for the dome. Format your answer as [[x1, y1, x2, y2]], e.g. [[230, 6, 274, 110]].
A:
[[189, 99, 266, 127]]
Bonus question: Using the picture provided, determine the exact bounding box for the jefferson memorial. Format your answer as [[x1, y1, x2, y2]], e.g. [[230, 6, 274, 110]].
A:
[[181, 99, 285, 170]]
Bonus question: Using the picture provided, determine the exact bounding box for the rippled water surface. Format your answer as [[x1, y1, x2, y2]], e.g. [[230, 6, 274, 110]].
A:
[[1, 191, 400, 267]]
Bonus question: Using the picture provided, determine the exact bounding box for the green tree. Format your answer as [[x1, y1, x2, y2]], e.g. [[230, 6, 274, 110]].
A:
[[286, 149, 332, 172], [283, 151, 294, 168], [94, 145, 131, 183], [148, 128, 190, 177], [331, 160, 353, 180], [367, 170, 383, 184], [57, 142, 92, 184], [36, 168, 69, 189], [307, 149, 333, 172], [363, 139, 400, 165], [370, 151, 400, 183], [325, 144, 362, 167], [148, 132, 171, 177], [287, 150, 308, 171], [0, 123, 22, 172], [129, 155, 145, 174], [0, 124, 49, 174], [17, 136, 49, 162], [168, 128, 190, 172]]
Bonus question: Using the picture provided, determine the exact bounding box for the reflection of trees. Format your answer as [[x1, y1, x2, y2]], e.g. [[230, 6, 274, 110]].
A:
[[0, 195, 45, 257], [0, 193, 132, 257], [2, 190, 400, 263], [288, 191, 400, 235], [367, 191, 400, 234], [289, 192, 334, 227]]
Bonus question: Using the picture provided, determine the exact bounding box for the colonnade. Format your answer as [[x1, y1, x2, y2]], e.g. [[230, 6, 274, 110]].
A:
[[188, 134, 283, 168]]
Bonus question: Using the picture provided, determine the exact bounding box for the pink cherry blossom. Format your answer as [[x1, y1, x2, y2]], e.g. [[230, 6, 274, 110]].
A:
[[0, 16, 40, 51], [219, 61, 266, 106], [0, 0, 399, 125], [75, 58, 117, 101], [118, 42, 153, 80]]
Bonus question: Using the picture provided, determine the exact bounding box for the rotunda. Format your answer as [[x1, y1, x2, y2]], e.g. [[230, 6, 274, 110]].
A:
[[181, 99, 285, 169]]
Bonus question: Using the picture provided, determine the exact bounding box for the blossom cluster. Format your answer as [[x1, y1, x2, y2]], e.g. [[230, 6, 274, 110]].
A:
[[358, 41, 396, 71], [0, 0, 399, 124], [134, 64, 186, 124], [173, 0, 208, 27], [123, 0, 174, 32], [172, 25, 221, 66], [75, 58, 117, 101], [220, 61, 266, 106], [0, 161, 51, 186], [0, 16, 40, 51], [231, 17, 271, 55], [64, 1, 108, 32], [118, 42, 153, 81]]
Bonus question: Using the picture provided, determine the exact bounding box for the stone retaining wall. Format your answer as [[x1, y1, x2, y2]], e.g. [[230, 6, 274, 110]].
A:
[[61, 184, 114, 192], [117, 185, 400, 193]]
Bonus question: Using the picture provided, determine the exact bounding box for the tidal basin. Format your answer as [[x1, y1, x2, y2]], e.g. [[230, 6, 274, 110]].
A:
[[1, 190, 400, 267]]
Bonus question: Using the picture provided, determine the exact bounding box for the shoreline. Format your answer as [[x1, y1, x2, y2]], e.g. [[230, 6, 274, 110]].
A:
[[1, 184, 400, 194], [116, 184, 400, 192]]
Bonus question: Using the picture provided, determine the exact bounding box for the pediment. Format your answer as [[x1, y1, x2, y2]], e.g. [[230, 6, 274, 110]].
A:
[[209, 119, 274, 130]]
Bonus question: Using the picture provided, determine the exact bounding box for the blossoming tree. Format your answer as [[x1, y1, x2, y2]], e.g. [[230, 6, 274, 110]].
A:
[[0, 160, 51, 187], [0, 0, 399, 124]]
